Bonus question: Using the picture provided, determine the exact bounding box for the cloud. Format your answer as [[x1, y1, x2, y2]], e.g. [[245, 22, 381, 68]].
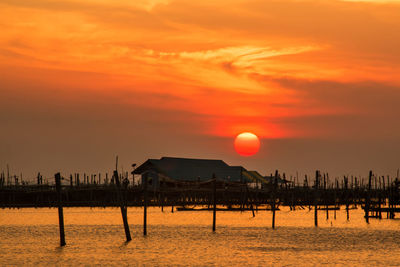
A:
[[1, 0, 400, 176]]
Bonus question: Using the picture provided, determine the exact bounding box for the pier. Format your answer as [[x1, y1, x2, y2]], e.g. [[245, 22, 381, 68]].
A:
[[1, 170, 399, 217], [1, 169, 400, 245]]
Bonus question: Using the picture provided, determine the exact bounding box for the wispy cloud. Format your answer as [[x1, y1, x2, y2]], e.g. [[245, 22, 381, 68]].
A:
[[1, 0, 400, 141]]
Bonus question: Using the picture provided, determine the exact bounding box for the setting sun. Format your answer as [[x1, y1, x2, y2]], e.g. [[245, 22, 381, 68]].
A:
[[234, 132, 260, 156]]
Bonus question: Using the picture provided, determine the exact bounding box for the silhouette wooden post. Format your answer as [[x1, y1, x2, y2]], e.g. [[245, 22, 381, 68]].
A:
[[7, 164, 9, 186], [251, 199, 255, 217], [365, 171, 372, 223], [212, 174, 217, 232], [323, 174, 328, 220], [390, 177, 396, 219], [345, 176, 350, 221], [158, 178, 164, 211], [55, 173, 66, 246], [378, 192, 382, 219], [240, 186, 244, 212], [334, 183, 337, 220], [272, 170, 278, 229], [114, 170, 131, 241], [314, 170, 319, 227], [246, 185, 255, 217], [143, 174, 148, 236]]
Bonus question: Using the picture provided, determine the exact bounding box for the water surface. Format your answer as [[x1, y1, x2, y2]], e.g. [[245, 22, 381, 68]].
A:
[[1, 207, 399, 266]]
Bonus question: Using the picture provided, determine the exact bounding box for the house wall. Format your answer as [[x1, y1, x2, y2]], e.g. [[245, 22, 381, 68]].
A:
[[141, 170, 160, 189]]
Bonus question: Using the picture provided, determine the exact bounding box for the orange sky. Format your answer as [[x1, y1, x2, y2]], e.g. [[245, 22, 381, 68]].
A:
[[1, 0, 400, 178]]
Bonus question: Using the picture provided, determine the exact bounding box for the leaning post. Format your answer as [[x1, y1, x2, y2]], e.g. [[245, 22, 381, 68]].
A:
[[114, 170, 132, 241], [55, 173, 66, 246]]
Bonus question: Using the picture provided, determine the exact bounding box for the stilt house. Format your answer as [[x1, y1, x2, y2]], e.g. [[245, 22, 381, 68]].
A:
[[133, 157, 266, 188]]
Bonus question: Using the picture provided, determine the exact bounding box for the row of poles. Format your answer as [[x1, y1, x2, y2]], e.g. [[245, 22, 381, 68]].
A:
[[54, 170, 275, 246], [2, 166, 399, 190], [0, 170, 135, 187], [0, 165, 27, 186], [270, 170, 400, 192], [32, 169, 400, 246], [54, 171, 221, 246]]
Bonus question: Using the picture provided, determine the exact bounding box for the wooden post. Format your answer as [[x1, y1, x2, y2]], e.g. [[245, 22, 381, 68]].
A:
[[314, 170, 319, 227], [345, 176, 349, 221], [272, 170, 278, 229], [143, 174, 148, 236], [246, 186, 255, 217], [378, 193, 382, 219], [55, 173, 66, 246], [365, 170, 372, 223], [240, 187, 244, 212], [325, 174, 328, 220], [161, 192, 164, 212], [7, 164, 9, 186], [212, 174, 217, 232], [390, 178, 395, 219], [114, 170, 131, 241], [334, 189, 337, 220]]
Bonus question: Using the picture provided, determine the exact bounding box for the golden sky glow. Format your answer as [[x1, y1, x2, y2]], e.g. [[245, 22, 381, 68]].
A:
[[1, 0, 400, 175]]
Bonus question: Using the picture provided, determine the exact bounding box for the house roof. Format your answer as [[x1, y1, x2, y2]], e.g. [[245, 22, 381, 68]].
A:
[[134, 157, 250, 182]]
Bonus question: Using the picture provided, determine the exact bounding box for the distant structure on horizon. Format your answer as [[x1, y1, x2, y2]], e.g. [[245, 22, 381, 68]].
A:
[[133, 157, 271, 189]]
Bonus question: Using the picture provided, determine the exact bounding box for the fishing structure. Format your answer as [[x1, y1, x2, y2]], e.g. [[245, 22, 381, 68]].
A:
[[1, 157, 399, 246]]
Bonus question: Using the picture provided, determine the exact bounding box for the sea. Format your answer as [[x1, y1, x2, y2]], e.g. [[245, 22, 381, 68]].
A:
[[1, 207, 399, 266]]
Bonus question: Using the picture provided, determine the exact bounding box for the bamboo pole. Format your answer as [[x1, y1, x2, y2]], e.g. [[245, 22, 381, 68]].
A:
[[345, 176, 349, 221], [143, 174, 148, 236], [212, 174, 217, 232], [314, 170, 319, 227], [324, 174, 328, 220], [272, 170, 278, 229], [114, 169, 131, 241], [365, 170, 372, 223], [7, 164, 9, 186], [55, 173, 66, 246]]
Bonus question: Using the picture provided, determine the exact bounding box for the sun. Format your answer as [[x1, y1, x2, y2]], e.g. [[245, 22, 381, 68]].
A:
[[234, 132, 260, 156]]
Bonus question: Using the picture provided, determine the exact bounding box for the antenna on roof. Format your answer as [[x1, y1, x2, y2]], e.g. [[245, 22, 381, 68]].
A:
[[115, 155, 119, 171]]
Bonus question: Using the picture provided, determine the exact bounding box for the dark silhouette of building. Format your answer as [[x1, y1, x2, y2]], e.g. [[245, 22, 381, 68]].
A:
[[133, 157, 266, 188]]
